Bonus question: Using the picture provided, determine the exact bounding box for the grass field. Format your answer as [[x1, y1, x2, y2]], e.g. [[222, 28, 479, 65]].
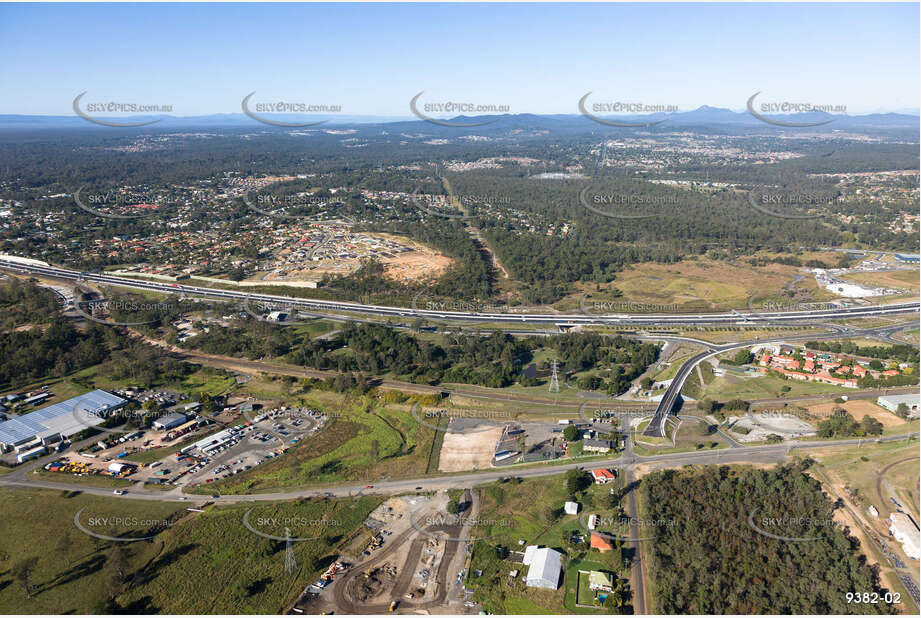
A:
[[553, 256, 835, 313], [442, 380, 589, 403], [895, 328, 919, 346], [812, 440, 920, 521], [0, 488, 183, 614], [842, 269, 920, 292], [650, 346, 700, 382], [632, 417, 729, 456], [290, 319, 338, 338], [699, 372, 854, 400], [560, 261, 766, 311], [467, 475, 631, 614], [565, 558, 613, 613], [424, 414, 448, 474], [834, 316, 919, 330], [807, 441, 920, 612], [0, 487, 380, 614], [71, 365, 236, 400], [681, 360, 715, 400], [120, 496, 381, 613], [672, 326, 827, 344]]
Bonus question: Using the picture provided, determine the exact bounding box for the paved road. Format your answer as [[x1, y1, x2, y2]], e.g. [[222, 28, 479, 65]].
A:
[[623, 467, 646, 614], [3, 433, 916, 504], [621, 435, 647, 615], [643, 321, 919, 438], [677, 414, 743, 448], [2, 258, 917, 326]]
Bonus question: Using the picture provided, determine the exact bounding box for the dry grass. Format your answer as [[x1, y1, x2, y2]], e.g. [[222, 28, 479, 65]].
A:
[[560, 256, 833, 312], [807, 400, 905, 428], [842, 269, 920, 292]]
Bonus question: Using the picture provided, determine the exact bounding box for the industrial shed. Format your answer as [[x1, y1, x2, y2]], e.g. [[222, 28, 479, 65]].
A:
[[522, 545, 562, 589], [0, 390, 126, 451]]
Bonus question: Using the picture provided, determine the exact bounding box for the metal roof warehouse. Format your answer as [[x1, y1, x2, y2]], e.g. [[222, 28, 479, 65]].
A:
[[0, 390, 127, 450], [192, 428, 236, 453]]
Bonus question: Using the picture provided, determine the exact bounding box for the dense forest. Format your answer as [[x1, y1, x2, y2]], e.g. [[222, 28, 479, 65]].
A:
[[288, 323, 529, 387], [642, 462, 896, 614], [0, 276, 61, 329], [99, 342, 194, 389], [284, 323, 659, 391], [546, 332, 660, 394], [0, 280, 196, 391], [0, 320, 110, 388]]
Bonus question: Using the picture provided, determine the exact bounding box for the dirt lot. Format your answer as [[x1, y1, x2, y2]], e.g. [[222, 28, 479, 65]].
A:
[[807, 400, 905, 428], [731, 413, 816, 441], [379, 234, 453, 282], [817, 472, 918, 615], [438, 425, 504, 472]]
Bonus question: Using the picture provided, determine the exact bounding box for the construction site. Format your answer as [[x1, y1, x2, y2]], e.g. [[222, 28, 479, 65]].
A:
[[292, 490, 477, 615]]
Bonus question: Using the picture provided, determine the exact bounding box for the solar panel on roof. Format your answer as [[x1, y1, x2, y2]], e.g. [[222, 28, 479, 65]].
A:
[[0, 390, 126, 446]]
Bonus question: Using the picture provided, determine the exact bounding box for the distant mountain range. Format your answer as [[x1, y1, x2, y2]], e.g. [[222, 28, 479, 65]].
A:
[[0, 105, 917, 131]]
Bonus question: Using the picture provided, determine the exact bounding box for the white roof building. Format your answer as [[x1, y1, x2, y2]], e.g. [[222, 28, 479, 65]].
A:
[[564, 501, 579, 515], [877, 394, 920, 416], [0, 390, 125, 449], [522, 546, 562, 589], [522, 544, 537, 565], [889, 513, 921, 560], [192, 428, 236, 453], [153, 412, 188, 430]]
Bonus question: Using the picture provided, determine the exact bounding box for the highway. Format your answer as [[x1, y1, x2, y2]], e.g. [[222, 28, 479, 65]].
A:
[[8, 252, 912, 439], [1, 258, 918, 327]]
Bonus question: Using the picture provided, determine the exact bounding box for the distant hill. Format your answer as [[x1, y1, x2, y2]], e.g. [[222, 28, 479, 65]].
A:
[[0, 108, 916, 132]]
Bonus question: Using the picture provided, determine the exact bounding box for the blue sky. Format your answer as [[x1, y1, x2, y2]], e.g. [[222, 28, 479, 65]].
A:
[[0, 2, 918, 116]]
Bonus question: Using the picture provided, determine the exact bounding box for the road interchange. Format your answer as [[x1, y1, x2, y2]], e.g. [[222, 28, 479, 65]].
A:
[[2, 257, 918, 326]]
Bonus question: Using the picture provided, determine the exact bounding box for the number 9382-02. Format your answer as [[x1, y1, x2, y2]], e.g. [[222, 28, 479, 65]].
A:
[[845, 592, 900, 604]]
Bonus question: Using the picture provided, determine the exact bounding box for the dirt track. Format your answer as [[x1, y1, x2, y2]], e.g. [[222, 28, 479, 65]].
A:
[[330, 524, 464, 614], [329, 489, 473, 614], [876, 456, 918, 515]]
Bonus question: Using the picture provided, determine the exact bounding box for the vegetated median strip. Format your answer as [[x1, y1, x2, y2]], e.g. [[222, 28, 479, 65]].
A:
[[425, 414, 449, 474]]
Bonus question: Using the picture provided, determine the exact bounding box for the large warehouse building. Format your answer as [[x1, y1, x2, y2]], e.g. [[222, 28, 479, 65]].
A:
[[0, 390, 127, 452], [877, 393, 920, 417], [889, 512, 921, 560]]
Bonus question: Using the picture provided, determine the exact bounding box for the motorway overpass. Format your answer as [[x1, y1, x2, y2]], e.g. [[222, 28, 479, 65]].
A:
[[2, 258, 918, 327], [642, 322, 919, 438]]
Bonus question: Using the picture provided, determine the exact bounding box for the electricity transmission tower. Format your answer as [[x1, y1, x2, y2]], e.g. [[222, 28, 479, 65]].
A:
[[284, 527, 296, 574], [549, 360, 560, 393]]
